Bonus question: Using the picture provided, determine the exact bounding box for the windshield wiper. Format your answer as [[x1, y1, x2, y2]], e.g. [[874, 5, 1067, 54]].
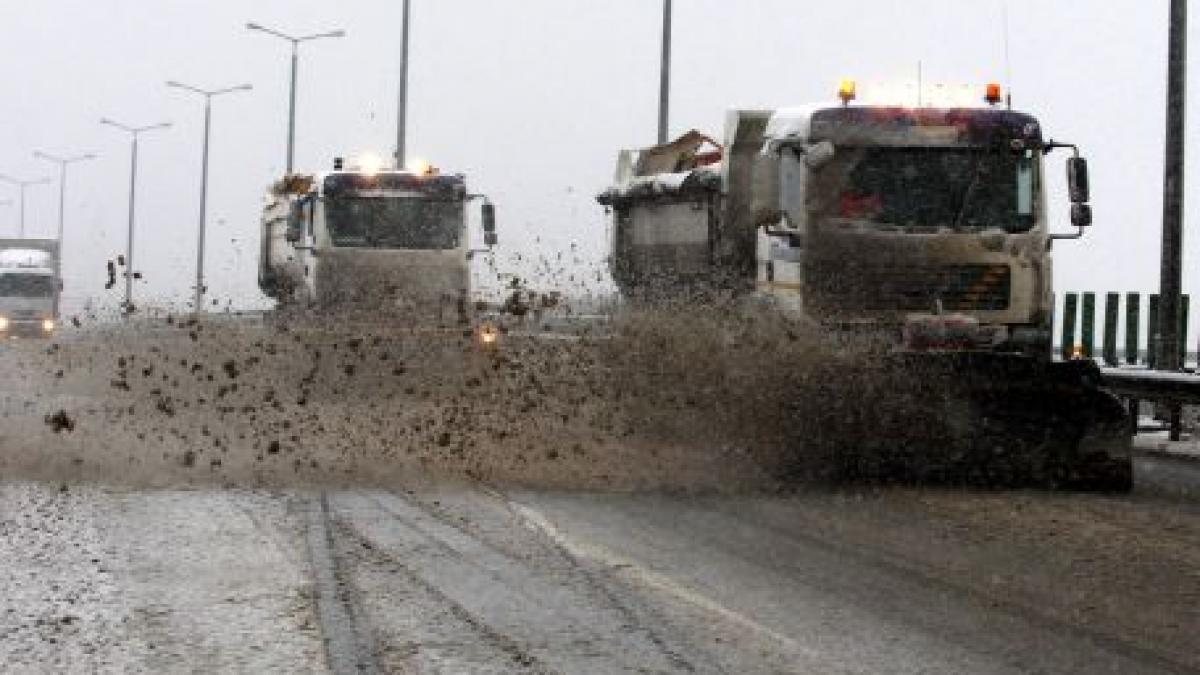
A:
[[952, 151, 991, 229]]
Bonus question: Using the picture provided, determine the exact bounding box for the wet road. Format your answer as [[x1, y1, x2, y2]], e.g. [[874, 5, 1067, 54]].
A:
[[2, 476, 1198, 674], [2, 323, 1199, 672]]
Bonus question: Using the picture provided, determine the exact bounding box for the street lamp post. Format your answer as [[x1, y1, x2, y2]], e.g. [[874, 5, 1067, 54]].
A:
[[100, 118, 171, 312], [397, 0, 411, 167], [0, 175, 52, 237], [1158, 0, 1187, 440], [167, 81, 252, 312], [658, 0, 673, 144], [247, 22, 346, 174], [33, 151, 95, 276]]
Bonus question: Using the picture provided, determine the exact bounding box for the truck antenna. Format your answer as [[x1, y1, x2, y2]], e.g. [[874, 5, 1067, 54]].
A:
[[917, 61, 923, 107], [1001, 0, 1013, 109]]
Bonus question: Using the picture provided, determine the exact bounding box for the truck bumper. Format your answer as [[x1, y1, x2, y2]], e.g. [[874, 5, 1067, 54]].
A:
[[1, 319, 56, 338]]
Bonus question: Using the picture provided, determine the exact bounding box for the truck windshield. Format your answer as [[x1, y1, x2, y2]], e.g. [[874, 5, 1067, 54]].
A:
[[815, 146, 1037, 232], [0, 273, 55, 298], [325, 196, 463, 250]]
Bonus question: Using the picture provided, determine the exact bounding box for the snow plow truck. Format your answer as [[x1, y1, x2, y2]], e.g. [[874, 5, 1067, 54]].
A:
[[597, 82, 1133, 490], [258, 157, 498, 343]]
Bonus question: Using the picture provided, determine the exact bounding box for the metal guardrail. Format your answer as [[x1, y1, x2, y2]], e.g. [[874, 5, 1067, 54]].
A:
[[1101, 367, 1199, 439], [1101, 367, 1200, 405]]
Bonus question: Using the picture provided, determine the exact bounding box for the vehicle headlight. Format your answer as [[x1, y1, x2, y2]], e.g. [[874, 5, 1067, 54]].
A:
[[477, 323, 499, 347], [0, 316, 8, 331], [41, 318, 55, 333]]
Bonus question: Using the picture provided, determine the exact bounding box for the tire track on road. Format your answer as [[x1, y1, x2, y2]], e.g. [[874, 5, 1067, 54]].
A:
[[476, 485, 862, 674], [501, 497, 831, 667], [330, 512, 549, 673], [373, 488, 698, 673], [305, 493, 379, 675]]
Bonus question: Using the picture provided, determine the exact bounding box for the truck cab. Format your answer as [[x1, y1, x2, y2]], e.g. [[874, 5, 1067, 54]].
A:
[[259, 161, 497, 323], [0, 241, 60, 338], [600, 83, 1094, 362]]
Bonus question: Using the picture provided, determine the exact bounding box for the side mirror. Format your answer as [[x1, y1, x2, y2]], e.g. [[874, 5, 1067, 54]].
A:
[[1071, 203, 1092, 228], [482, 201, 496, 232], [1067, 157, 1090, 203], [481, 201, 497, 247], [803, 141, 836, 170]]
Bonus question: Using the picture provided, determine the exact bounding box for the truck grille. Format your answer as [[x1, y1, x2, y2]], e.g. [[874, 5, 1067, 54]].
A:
[[808, 263, 1011, 312]]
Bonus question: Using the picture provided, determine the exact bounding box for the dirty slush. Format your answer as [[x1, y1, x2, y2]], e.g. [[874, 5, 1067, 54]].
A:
[[0, 302, 920, 492]]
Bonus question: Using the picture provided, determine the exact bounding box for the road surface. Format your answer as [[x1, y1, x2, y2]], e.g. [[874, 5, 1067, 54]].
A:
[[1, 319, 1199, 673], [2, 477, 1198, 673]]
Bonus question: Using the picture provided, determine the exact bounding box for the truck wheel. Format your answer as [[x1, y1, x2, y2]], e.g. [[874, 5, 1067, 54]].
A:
[[1063, 456, 1134, 493]]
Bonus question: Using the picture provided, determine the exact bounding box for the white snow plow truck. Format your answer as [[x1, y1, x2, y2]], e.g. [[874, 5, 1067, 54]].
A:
[[597, 82, 1132, 490], [0, 239, 60, 338], [258, 158, 497, 331]]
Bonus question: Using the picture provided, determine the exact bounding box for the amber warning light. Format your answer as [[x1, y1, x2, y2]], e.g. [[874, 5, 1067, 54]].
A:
[[985, 83, 1003, 106], [838, 79, 858, 105]]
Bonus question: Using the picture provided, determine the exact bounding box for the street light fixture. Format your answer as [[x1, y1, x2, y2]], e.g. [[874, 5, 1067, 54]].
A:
[[167, 80, 252, 313], [100, 117, 171, 312], [0, 174, 52, 237], [246, 21, 346, 174], [33, 150, 95, 276]]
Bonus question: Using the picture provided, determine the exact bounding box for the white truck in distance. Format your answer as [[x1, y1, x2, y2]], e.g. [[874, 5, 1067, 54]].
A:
[[258, 160, 497, 325], [0, 239, 60, 338]]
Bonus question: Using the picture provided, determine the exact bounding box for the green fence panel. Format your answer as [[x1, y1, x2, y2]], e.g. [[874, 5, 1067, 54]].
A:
[[1149, 294, 1160, 369], [1103, 293, 1119, 366], [1180, 295, 1190, 366], [1125, 293, 1141, 365], [1062, 293, 1078, 360], [1081, 293, 1096, 358]]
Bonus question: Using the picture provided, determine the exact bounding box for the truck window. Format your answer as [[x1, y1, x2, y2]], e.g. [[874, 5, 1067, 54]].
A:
[[325, 196, 463, 250], [1016, 155, 1035, 216], [818, 146, 1038, 233], [0, 273, 56, 298], [287, 200, 306, 241]]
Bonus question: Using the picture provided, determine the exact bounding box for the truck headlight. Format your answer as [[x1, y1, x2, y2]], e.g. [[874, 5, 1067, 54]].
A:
[[477, 323, 499, 348], [41, 318, 55, 333], [0, 316, 8, 331]]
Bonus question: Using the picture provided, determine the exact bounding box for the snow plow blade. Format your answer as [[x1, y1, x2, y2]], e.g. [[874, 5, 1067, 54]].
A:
[[807, 352, 1133, 491]]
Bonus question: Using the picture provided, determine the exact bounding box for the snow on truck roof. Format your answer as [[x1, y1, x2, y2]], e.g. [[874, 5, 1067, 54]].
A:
[[272, 170, 466, 198], [596, 165, 721, 206], [761, 105, 827, 145], [769, 105, 1044, 147], [596, 131, 723, 205]]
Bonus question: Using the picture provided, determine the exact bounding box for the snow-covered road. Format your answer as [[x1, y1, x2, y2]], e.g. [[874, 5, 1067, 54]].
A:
[[2, 479, 1198, 673]]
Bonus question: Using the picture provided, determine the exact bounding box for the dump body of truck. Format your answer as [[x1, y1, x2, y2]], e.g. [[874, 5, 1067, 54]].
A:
[[259, 166, 496, 325], [0, 239, 60, 338], [599, 94, 1132, 490]]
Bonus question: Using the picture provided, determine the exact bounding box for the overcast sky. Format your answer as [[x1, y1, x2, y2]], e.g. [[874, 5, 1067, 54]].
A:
[[1, 1, 1196, 334]]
